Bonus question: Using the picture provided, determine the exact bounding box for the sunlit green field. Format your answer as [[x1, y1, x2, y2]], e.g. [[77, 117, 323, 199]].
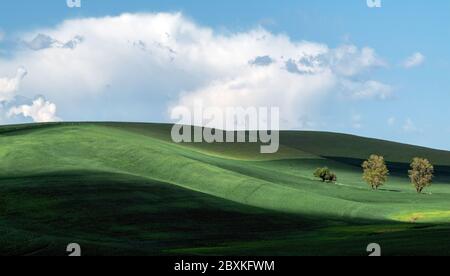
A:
[[0, 122, 449, 256]]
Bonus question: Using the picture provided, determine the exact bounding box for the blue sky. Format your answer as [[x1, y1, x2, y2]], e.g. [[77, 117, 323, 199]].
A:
[[0, 0, 449, 150]]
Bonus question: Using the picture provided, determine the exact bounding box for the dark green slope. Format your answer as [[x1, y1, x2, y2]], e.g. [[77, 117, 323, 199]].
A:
[[0, 171, 322, 256]]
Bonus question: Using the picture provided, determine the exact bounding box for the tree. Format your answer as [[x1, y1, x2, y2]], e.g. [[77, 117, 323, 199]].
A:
[[409, 158, 434, 193], [362, 155, 389, 190], [324, 172, 337, 183], [314, 167, 328, 182], [314, 167, 337, 183]]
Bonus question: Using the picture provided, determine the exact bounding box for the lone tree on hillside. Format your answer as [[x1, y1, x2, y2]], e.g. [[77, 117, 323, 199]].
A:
[[362, 155, 389, 190], [409, 158, 434, 193], [314, 167, 337, 183]]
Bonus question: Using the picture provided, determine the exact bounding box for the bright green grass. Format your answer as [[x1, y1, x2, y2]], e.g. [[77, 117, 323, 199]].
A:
[[0, 122, 449, 256]]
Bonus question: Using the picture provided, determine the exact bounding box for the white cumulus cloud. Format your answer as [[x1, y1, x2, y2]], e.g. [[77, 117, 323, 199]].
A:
[[340, 80, 393, 100], [24, 33, 83, 51], [8, 97, 60, 123], [0, 67, 28, 102], [0, 12, 391, 127], [331, 45, 386, 76], [403, 52, 425, 68]]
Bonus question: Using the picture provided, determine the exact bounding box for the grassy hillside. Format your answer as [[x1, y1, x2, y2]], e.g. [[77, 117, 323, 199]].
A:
[[0, 122, 450, 256]]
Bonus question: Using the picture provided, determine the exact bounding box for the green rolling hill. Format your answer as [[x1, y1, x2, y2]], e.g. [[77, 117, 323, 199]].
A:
[[0, 122, 450, 256]]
